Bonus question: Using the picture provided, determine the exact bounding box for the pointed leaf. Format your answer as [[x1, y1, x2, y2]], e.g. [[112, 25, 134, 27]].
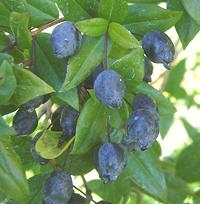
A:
[[76, 18, 108, 36], [126, 149, 167, 202], [108, 22, 140, 49], [12, 66, 54, 106], [123, 4, 182, 34], [61, 36, 105, 91], [0, 117, 16, 137], [72, 98, 107, 155]]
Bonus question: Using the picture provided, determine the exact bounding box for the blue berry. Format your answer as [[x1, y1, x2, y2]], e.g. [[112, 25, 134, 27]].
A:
[[96, 143, 127, 183], [51, 22, 82, 58], [142, 30, 175, 69], [143, 56, 153, 83], [94, 70, 125, 109], [123, 109, 159, 151], [44, 171, 73, 204]]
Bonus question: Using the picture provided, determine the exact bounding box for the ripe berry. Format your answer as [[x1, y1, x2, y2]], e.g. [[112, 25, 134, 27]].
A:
[[21, 95, 48, 109], [51, 22, 82, 58], [123, 109, 159, 151], [142, 30, 175, 69], [44, 171, 73, 204], [132, 94, 157, 114], [96, 143, 127, 183], [94, 70, 125, 109], [60, 105, 79, 138], [12, 107, 38, 136], [30, 131, 48, 165], [143, 56, 153, 83]]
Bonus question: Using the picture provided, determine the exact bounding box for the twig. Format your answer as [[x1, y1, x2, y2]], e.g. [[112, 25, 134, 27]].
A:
[[31, 17, 65, 36], [133, 188, 142, 204], [49, 159, 58, 171], [103, 32, 109, 70], [81, 175, 93, 203]]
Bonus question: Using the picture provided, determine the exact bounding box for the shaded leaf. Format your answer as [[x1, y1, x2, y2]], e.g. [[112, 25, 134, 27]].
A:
[[0, 117, 16, 137]]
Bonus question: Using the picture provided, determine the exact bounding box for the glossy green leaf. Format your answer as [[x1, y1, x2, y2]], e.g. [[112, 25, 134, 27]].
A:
[[26, 0, 59, 26], [123, 4, 182, 35], [0, 53, 14, 64], [35, 33, 67, 91], [12, 66, 54, 106], [159, 114, 174, 138], [76, 18, 108, 36], [0, 139, 29, 201], [126, 149, 167, 202], [98, 0, 128, 23], [176, 141, 200, 182], [51, 88, 79, 111], [110, 48, 144, 82], [0, 2, 11, 29], [168, 0, 200, 49], [108, 22, 140, 49], [61, 36, 105, 91], [0, 117, 16, 137], [72, 98, 107, 155], [109, 43, 130, 59], [56, 0, 91, 21], [165, 172, 189, 204], [181, 118, 200, 141], [182, 0, 200, 24], [88, 173, 131, 203], [0, 61, 17, 104], [129, 82, 176, 115], [10, 12, 32, 50], [108, 102, 129, 129], [35, 130, 74, 159]]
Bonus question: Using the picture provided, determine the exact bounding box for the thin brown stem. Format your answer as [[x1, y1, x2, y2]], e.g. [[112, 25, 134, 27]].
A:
[[81, 176, 93, 204], [103, 32, 109, 70], [31, 17, 65, 36]]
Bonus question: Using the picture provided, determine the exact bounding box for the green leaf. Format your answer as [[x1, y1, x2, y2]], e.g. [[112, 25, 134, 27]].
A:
[[55, 0, 91, 21], [165, 172, 189, 204], [123, 4, 182, 35], [76, 18, 108, 36], [108, 102, 129, 129], [0, 139, 29, 201], [182, 0, 200, 24], [130, 82, 176, 115], [61, 36, 105, 91], [128, 0, 163, 2], [181, 118, 200, 141], [108, 22, 140, 49], [10, 12, 32, 50], [110, 48, 144, 82], [109, 43, 131, 59], [0, 53, 14, 64], [126, 149, 167, 202], [167, 0, 200, 49], [72, 98, 107, 155], [12, 66, 54, 106], [0, 61, 17, 105], [26, 0, 59, 26], [35, 130, 74, 159], [88, 173, 131, 203], [159, 114, 174, 138], [98, 0, 128, 23], [25, 174, 48, 204], [51, 88, 79, 111], [176, 141, 200, 182], [35, 33, 68, 91], [0, 117, 16, 137]]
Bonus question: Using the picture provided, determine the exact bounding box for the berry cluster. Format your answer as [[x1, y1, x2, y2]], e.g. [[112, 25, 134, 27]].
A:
[[11, 19, 175, 203]]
